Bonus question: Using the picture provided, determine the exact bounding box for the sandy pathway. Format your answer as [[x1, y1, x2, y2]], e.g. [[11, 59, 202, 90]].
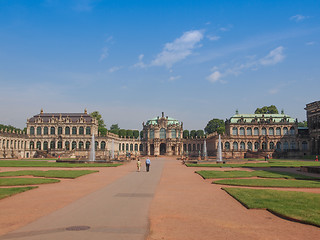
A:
[[147, 158, 320, 240]]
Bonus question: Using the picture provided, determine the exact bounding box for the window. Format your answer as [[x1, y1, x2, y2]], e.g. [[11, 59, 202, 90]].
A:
[[30, 141, 34, 149], [247, 142, 252, 150], [58, 127, 62, 135], [240, 142, 245, 150], [73, 141, 78, 150], [276, 142, 282, 150], [283, 127, 288, 135], [171, 129, 176, 138], [30, 127, 35, 135], [58, 141, 62, 149], [239, 127, 245, 136], [233, 142, 238, 150], [247, 127, 252, 136], [290, 141, 296, 150], [262, 142, 267, 150], [269, 142, 275, 149], [232, 127, 238, 136], [150, 130, 154, 139], [65, 141, 70, 150], [36, 141, 41, 150], [126, 144, 129, 151], [44, 141, 48, 150], [37, 127, 41, 135], [50, 127, 55, 135], [188, 144, 191, 151], [44, 127, 48, 135], [130, 144, 133, 151], [283, 141, 289, 150], [139, 144, 143, 151], [254, 142, 259, 151], [193, 144, 196, 151], [72, 127, 77, 135], [101, 141, 106, 150], [134, 144, 138, 151], [119, 144, 121, 151], [79, 127, 84, 135], [302, 141, 308, 150], [86, 127, 91, 135], [262, 127, 266, 135], [254, 127, 259, 136], [79, 141, 84, 149], [65, 127, 70, 135], [160, 128, 166, 139], [276, 127, 281, 136], [225, 142, 230, 150], [183, 144, 187, 152], [269, 128, 274, 136], [290, 127, 295, 135], [50, 141, 55, 149]]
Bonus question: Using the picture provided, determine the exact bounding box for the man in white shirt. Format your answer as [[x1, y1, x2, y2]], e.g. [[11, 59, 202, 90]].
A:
[[146, 158, 151, 172]]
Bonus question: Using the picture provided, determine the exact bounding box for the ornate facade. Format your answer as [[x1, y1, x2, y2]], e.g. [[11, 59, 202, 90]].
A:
[[305, 101, 320, 154]]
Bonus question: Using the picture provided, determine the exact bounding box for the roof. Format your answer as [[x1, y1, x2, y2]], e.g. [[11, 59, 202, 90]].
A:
[[146, 117, 180, 126], [229, 114, 296, 124], [29, 113, 94, 123]]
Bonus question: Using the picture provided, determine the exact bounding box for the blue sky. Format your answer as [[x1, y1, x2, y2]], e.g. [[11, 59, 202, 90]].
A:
[[0, 0, 319, 130]]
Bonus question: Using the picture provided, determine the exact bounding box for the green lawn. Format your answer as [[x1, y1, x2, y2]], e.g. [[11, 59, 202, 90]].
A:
[[186, 160, 320, 168], [196, 170, 319, 180], [0, 170, 98, 179], [214, 178, 320, 188], [0, 160, 121, 168], [223, 187, 320, 227], [0, 178, 60, 186], [0, 187, 37, 200]]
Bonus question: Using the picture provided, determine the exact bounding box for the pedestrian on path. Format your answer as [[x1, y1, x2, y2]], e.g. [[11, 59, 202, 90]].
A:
[[137, 159, 141, 172], [146, 158, 151, 172]]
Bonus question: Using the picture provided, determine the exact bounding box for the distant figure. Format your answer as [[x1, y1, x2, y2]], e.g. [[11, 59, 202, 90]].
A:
[[316, 156, 318, 162], [146, 158, 151, 172], [137, 159, 141, 172]]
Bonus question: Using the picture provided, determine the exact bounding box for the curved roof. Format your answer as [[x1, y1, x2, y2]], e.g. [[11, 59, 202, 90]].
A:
[[146, 117, 180, 126]]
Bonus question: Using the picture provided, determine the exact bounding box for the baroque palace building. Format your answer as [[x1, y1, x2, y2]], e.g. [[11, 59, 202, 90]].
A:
[[0, 103, 318, 159]]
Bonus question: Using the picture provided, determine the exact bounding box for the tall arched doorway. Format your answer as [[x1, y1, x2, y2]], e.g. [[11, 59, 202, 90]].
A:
[[160, 143, 166, 155], [150, 144, 154, 155]]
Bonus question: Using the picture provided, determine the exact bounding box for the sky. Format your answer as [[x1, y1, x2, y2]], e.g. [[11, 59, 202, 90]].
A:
[[0, 0, 319, 130]]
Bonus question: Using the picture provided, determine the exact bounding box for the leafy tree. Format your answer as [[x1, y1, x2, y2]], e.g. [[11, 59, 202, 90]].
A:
[[109, 129, 119, 135], [118, 129, 126, 137], [183, 130, 190, 139], [133, 130, 139, 139], [190, 130, 197, 138], [196, 130, 205, 138], [140, 131, 144, 139], [0, 124, 23, 133], [254, 105, 279, 114], [298, 121, 308, 128], [110, 124, 120, 131], [90, 111, 107, 136], [204, 119, 225, 134], [126, 129, 133, 138]]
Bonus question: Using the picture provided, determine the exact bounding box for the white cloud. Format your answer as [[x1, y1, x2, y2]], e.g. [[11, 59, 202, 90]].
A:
[[207, 35, 220, 41], [290, 14, 309, 22], [72, 0, 96, 12], [150, 30, 204, 68], [306, 41, 316, 46], [260, 46, 285, 65], [99, 47, 108, 61], [207, 46, 285, 83], [169, 75, 181, 81], [133, 54, 146, 68], [108, 66, 122, 73]]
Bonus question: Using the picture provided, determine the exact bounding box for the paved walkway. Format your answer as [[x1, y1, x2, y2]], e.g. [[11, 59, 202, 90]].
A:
[[0, 159, 164, 240]]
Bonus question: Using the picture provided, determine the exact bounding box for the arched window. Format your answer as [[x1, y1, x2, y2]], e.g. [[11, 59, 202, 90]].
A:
[[85, 141, 90, 150], [58, 141, 62, 149], [73, 141, 78, 150], [193, 144, 196, 151], [247, 127, 252, 136], [122, 143, 125, 151], [188, 144, 191, 151], [101, 141, 106, 150], [50, 141, 55, 149], [262, 127, 267, 135], [247, 142, 252, 150], [150, 130, 154, 139], [95, 141, 98, 150], [134, 144, 138, 151], [269, 142, 275, 149], [44, 127, 48, 135], [283, 141, 289, 150], [30, 127, 35, 135], [126, 143, 129, 151], [262, 142, 267, 150], [139, 144, 143, 151], [130, 144, 133, 151], [269, 128, 274, 136], [37, 127, 42, 135], [44, 141, 48, 150], [225, 142, 230, 150], [197, 144, 200, 150], [302, 141, 308, 150], [58, 127, 62, 135], [72, 127, 77, 135], [290, 141, 296, 150], [183, 144, 187, 152], [30, 141, 34, 149], [240, 142, 245, 150], [36, 141, 41, 150], [65, 127, 70, 135], [171, 129, 176, 138], [233, 142, 238, 151], [283, 127, 288, 135], [86, 127, 91, 135], [160, 128, 166, 139], [119, 144, 121, 151], [65, 141, 70, 150], [276, 127, 281, 136], [254, 127, 259, 136], [50, 127, 55, 135], [276, 142, 282, 150], [79, 141, 84, 149], [239, 127, 245, 136], [290, 127, 295, 135], [232, 127, 238, 136], [254, 142, 259, 151], [79, 127, 84, 135]]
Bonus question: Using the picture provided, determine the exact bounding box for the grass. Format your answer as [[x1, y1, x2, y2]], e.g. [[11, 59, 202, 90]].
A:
[[0, 178, 60, 186], [196, 170, 319, 180], [186, 160, 320, 168], [0, 170, 98, 179], [223, 187, 320, 227], [0, 160, 121, 168], [0, 187, 37, 200], [213, 178, 320, 188]]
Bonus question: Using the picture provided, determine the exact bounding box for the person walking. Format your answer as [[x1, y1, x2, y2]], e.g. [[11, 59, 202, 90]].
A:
[[137, 159, 141, 172], [145, 158, 151, 172]]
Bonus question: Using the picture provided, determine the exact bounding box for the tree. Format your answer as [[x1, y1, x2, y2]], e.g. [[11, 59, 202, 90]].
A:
[[183, 130, 190, 139], [110, 124, 119, 131], [126, 129, 133, 138], [190, 130, 197, 138], [90, 111, 107, 136], [298, 121, 308, 128], [133, 130, 139, 139], [196, 130, 205, 138], [204, 119, 225, 134], [254, 105, 279, 114], [118, 129, 126, 138], [140, 131, 144, 139]]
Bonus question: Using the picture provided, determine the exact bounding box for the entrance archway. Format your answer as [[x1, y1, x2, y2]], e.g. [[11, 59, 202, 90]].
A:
[[160, 143, 166, 155], [150, 144, 154, 155]]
